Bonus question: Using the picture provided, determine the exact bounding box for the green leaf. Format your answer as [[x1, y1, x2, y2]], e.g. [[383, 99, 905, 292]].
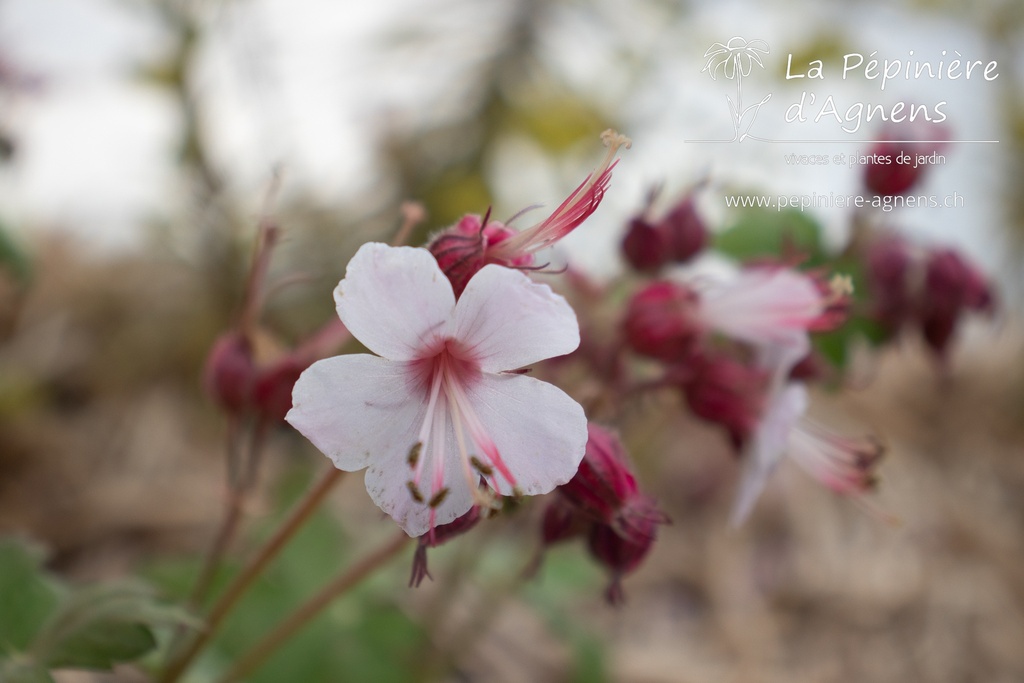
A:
[[0, 538, 60, 653], [35, 582, 197, 671], [0, 658, 56, 683], [714, 207, 826, 265], [814, 315, 888, 369], [45, 622, 156, 671]]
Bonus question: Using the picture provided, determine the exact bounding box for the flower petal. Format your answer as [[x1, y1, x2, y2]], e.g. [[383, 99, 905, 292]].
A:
[[462, 372, 587, 497], [334, 243, 455, 361], [700, 268, 823, 347], [286, 354, 425, 473], [363, 401, 477, 537], [730, 383, 807, 525], [453, 265, 580, 373]]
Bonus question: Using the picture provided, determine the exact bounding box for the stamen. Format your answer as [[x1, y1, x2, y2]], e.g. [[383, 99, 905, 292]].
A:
[[470, 456, 493, 477], [442, 365, 519, 490], [444, 358, 497, 507], [428, 487, 450, 508], [828, 273, 854, 301], [413, 361, 447, 485], [407, 481, 425, 503], [407, 442, 422, 469]]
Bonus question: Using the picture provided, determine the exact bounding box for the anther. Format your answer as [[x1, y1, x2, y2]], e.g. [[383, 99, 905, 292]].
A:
[[829, 273, 854, 300], [470, 456, 494, 476], [428, 488, 450, 508], [407, 481, 425, 503], [407, 442, 422, 469]]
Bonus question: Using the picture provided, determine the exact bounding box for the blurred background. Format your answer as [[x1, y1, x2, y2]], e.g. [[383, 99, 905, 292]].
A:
[[1, 0, 1023, 681]]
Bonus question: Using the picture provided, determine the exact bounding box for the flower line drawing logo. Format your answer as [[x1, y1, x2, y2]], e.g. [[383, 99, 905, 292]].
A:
[[702, 37, 773, 142]]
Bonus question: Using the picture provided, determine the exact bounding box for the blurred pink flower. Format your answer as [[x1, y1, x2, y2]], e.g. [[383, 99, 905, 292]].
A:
[[697, 267, 838, 381], [287, 243, 587, 538], [731, 383, 885, 525]]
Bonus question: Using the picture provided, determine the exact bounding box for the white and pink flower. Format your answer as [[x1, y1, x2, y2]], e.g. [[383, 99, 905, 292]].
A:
[[287, 243, 588, 538], [697, 267, 835, 382], [730, 382, 886, 525]]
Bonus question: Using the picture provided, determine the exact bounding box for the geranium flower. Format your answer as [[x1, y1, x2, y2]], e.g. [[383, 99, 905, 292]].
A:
[[701, 37, 770, 81], [696, 267, 838, 381], [428, 129, 631, 296], [287, 243, 588, 538], [730, 383, 886, 525]]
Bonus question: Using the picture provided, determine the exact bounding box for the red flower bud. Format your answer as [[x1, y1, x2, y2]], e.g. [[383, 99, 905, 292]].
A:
[[863, 123, 949, 196], [203, 332, 255, 415], [864, 143, 924, 196], [658, 198, 706, 264], [546, 424, 667, 604], [865, 235, 914, 331], [251, 355, 308, 424], [587, 508, 661, 605], [679, 352, 767, 450], [557, 424, 639, 523], [788, 351, 825, 382], [621, 217, 668, 272], [427, 214, 534, 296], [623, 281, 701, 362], [540, 497, 588, 545], [920, 248, 993, 358]]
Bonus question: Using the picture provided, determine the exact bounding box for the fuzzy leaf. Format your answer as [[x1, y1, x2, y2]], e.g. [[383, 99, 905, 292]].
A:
[[0, 659, 57, 683], [37, 582, 198, 671], [0, 538, 60, 653]]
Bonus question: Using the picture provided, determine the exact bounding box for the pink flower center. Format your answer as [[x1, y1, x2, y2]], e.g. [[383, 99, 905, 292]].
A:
[[405, 338, 518, 535]]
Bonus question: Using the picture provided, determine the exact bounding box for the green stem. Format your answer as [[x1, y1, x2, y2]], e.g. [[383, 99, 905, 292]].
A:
[[214, 531, 412, 683], [158, 467, 345, 683]]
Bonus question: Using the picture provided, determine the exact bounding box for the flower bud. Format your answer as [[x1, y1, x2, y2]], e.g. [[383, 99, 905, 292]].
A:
[[920, 248, 994, 358], [864, 143, 924, 196], [203, 332, 255, 415], [623, 281, 701, 362], [557, 424, 639, 523], [788, 351, 825, 382], [658, 197, 706, 264], [863, 123, 949, 196], [865, 235, 913, 331], [680, 352, 767, 449], [620, 217, 667, 272], [540, 497, 588, 546], [587, 508, 661, 605], [427, 214, 533, 296], [251, 355, 308, 424]]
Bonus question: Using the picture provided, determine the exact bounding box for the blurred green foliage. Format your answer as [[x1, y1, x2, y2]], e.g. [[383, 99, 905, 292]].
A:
[[0, 538, 194, 680], [714, 206, 827, 265]]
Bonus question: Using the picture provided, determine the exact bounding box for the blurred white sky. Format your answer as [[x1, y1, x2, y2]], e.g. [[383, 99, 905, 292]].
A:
[[0, 0, 1017, 290]]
